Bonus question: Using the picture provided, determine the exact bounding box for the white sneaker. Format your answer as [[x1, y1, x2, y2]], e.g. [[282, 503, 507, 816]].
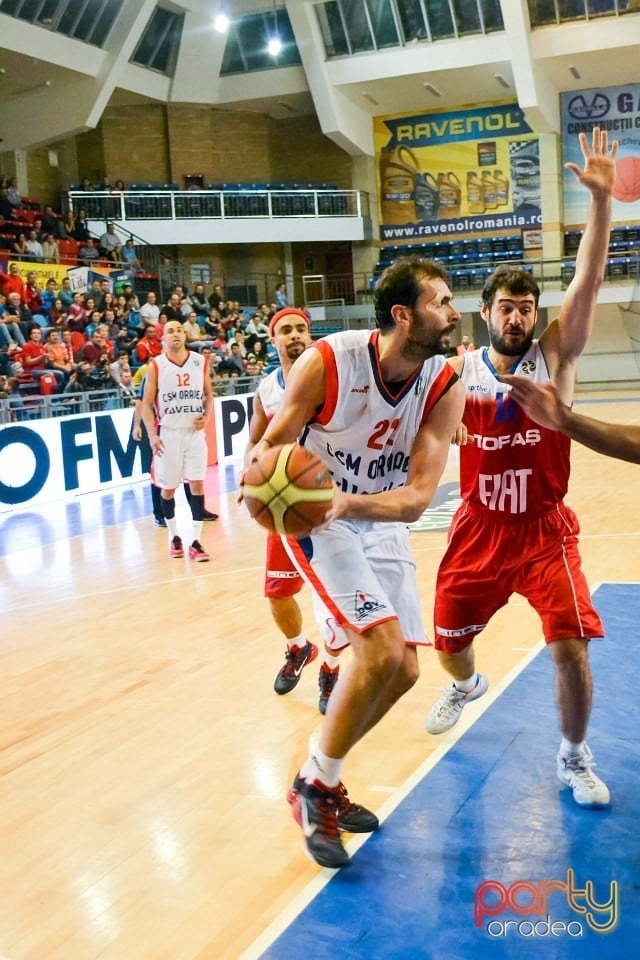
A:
[[425, 674, 489, 735], [557, 745, 610, 807]]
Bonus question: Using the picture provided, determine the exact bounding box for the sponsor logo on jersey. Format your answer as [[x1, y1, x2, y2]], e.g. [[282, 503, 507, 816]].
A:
[[350, 385, 370, 394], [354, 590, 387, 621]]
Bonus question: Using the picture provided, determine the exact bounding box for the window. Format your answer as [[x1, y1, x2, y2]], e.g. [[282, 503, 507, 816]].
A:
[[0, 0, 123, 46], [219, 8, 302, 76], [131, 6, 184, 76]]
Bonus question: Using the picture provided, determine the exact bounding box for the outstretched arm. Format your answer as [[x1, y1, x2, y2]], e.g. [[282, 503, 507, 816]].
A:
[[542, 128, 618, 388], [501, 374, 640, 465]]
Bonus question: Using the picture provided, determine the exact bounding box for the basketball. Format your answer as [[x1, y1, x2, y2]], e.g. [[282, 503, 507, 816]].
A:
[[243, 443, 334, 536], [612, 155, 640, 203]]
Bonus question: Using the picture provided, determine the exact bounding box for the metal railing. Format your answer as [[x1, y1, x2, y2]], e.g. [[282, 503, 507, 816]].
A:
[[0, 389, 136, 424], [66, 187, 370, 223]]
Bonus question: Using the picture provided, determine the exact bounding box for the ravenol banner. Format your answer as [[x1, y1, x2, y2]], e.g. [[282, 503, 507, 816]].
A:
[[375, 102, 540, 243]]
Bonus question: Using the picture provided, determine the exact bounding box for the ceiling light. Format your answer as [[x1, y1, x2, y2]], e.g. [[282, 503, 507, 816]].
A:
[[423, 82, 441, 97], [569, 65, 581, 79], [494, 73, 510, 89], [267, 1, 281, 57], [214, 12, 229, 33]]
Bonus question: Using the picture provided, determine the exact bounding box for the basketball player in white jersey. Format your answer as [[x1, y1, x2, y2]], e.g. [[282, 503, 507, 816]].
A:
[[246, 307, 343, 716], [427, 127, 618, 809], [142, 320, 213, 561], [246, 258, 465, 868]]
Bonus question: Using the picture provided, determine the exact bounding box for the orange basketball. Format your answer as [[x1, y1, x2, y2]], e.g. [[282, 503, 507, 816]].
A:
[[243, 442, 334, 536], [612, 155, 640, 203]]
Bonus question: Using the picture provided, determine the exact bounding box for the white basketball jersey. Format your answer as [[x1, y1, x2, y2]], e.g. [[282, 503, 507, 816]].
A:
[[301, 329, 457, 495], [256, 367, 286, 420], [152, 350, 207, 429]]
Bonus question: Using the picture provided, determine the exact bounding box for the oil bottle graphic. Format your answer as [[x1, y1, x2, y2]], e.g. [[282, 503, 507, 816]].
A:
[[493, 169, 509, 206], [482, 170, 498, 210], [379, 145, 420, 224], [467, 171, 485, 214], [414, 171, 439, 220], [437, 172, 461, 218]]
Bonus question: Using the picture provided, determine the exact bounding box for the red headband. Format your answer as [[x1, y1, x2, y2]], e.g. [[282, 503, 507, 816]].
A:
[[268, 307, 310, 338]]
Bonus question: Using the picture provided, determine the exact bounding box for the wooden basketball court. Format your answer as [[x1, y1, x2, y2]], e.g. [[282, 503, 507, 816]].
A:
[[0, 391, 638, 959]]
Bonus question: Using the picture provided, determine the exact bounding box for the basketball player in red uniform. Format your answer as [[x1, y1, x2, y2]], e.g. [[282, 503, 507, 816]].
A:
[[427, 127, 618, 809], [245, 308, 342, 714], [247, 259, 465, 868]]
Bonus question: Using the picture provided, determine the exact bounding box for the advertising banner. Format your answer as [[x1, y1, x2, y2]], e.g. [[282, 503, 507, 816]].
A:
[[562, 83, 640, 225], [375, 102, 541, 243]]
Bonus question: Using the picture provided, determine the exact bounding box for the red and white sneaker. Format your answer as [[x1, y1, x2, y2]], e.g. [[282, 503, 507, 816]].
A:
[[188, 540, 210, 562], [169, 536, 184, 558]]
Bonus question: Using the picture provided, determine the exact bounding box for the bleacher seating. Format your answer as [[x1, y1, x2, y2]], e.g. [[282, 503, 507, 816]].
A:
[[372, 234, 526, 288]]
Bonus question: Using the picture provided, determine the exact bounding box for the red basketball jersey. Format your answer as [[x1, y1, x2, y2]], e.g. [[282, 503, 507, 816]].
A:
[[458, 342, 571, 515]]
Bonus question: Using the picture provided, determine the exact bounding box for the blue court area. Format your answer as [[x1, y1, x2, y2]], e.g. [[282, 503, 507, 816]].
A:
[[260, 583, 639, 959]]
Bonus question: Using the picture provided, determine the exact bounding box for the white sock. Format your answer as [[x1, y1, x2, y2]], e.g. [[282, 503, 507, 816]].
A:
[[300, 748, 343, 788], [453, 673, 478, 693], [287, 633, 306, 651], [560, 737, 585, 758], [166, 517, 179, 538], [323, 652, 340, 669], [192, 520, 203, 542]]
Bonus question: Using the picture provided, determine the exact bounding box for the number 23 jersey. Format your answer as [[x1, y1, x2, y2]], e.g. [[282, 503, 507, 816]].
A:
[[302, 329, 458, 495], [458, 342, 570, 515]]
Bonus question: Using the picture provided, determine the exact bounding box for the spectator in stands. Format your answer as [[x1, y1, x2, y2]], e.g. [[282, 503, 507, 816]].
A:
[[60, 328, 76, 366], [0, 293, 25, 346], [183, 310, 214, 352], [71, 209, 91, 242], [66, 292, 88, 333], [160, 257, 181, 293], [45, 328, 73, 380], [113, 179, 126, 192], [5, 292, 36, 340], [190, 283, 210, 319], [64, 361, 93, 394], [274, 282, 288, 309], [48, 298, 67, 327], [41, 205, 61, 237], [98, 223, 123, 262], [12, 232, 30, 258], [118, 369, 137, 404], [6, 178, 21, 208], [207, 283, 225, 311], [456, 334, 476, 354], [120, 237, 142, 271], [21, 327, 65, 389], [110, 352, 131, 385], [0, 263, 27, 300], [24, 230, 44, 262], [59, 276, 74, 309], [121, 283, 140, 311], [42, 234, 61, 264], [76, 329, 110, 366], [79, 178, 94, 192], [0, 187, 16, 221], [85, 309, 104, 339], [223, 341, 245, 374], [41, 277, 59, 315], [78, 237, 100, 264], [136, 324, 162, 364], [161, 292, 182, 323], [62, 210, 76, 238], [24, 274, 46, 324], [139, 290, 160, 328]]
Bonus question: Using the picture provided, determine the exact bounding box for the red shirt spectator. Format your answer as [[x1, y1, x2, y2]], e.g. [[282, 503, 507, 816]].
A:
[[21, 328, 48, 371], [136, 325, 162, 362], [0, 264, 27, 301], [76, 331, 109, 366]]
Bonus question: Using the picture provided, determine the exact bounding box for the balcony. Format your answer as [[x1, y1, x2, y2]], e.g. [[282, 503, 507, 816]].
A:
[[67, 185, 372, 246]]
